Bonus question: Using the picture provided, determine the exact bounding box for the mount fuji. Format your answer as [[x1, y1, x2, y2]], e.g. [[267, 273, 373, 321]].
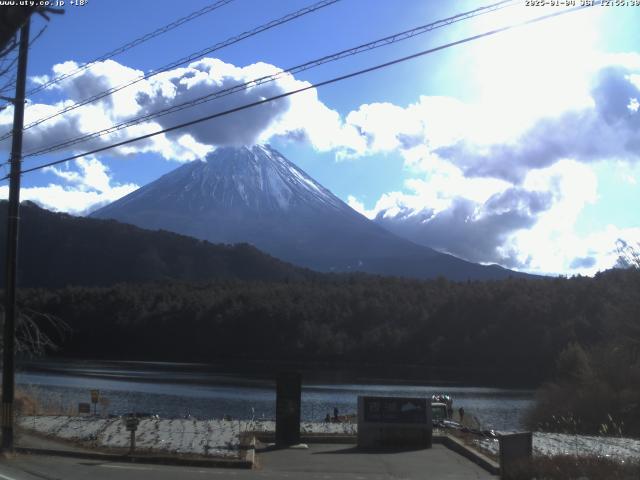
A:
[[92, 145, 526, 280]]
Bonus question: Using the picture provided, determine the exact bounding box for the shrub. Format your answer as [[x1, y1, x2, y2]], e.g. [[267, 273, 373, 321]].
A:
[[506, 455, 640, 480]]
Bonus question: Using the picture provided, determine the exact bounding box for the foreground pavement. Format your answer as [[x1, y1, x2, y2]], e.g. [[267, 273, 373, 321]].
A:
[[0, 443, 495, 479]]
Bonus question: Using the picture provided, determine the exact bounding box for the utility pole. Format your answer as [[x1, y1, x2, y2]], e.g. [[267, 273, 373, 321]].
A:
[[2, 17, 30, 453]]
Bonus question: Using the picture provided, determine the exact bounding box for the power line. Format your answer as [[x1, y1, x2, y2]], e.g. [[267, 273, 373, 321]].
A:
[[20, 0, 518, 159], [0, 55, 18, 81], [0, 50, 20, 95], [0, 25, 47, 84], [0, 35, 17, 59], [0, 1, 234, 111], [24, 0, 235, 97], [0, 25, 51, 102], [0, 0, 341, 143], [3, 2, 592, 182]]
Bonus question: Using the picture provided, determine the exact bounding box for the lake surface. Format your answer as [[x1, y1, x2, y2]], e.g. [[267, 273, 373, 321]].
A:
[[16, 359, 534, 431]]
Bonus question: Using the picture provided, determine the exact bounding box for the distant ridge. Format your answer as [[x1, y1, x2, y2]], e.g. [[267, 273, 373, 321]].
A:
[[0, 201, 312, 288], [92, 145, 532, 281]]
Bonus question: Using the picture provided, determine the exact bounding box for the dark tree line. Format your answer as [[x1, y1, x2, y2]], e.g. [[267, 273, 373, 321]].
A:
[[526, 245, 640, 436], [5, 203, 640, 434], [17, 267, 640, 389]]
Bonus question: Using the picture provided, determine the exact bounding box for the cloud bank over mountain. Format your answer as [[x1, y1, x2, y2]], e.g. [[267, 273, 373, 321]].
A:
[[435, 65, 640, 183], [344, 55, 640, 275], [2, 48, 639, 275]]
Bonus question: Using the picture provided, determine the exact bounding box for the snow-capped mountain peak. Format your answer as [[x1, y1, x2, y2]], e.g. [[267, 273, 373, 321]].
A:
[[92, 145, 525, 280], [112, 144, 345, 215]]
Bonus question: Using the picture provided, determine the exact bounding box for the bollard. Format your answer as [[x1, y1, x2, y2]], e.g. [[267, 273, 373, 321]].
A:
[[130, 429, 136, 453]]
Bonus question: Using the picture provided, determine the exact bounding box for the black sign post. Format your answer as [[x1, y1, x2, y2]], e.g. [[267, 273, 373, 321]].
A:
[[275, 372, 301, 447], [125, 415, 140, 454], [90, 389, 99, 416]]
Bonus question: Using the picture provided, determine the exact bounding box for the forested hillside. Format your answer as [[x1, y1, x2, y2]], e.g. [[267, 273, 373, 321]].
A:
[[0, 201, 313, 287], [525, 247, 640, 436], [20, 268, 640, 385]]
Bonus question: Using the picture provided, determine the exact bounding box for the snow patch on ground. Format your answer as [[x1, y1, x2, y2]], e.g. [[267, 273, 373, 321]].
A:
[[18, 416, 355, 457], [23, 416, 636, 463], [475, 432, 640, 461]]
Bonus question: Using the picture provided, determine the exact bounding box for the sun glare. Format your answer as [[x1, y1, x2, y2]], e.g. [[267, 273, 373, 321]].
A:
[[467, 4, 601, 135]]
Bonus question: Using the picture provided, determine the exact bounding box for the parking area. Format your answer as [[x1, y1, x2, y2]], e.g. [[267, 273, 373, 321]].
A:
[[256, 443, 497, 479]]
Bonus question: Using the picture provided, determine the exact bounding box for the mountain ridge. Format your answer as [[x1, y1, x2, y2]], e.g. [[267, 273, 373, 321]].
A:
[[0, 201, 314, 288], [92, 145, 532, 281]]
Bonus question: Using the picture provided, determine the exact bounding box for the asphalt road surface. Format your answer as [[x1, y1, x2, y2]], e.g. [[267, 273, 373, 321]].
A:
[[0, 444, 496, 479]]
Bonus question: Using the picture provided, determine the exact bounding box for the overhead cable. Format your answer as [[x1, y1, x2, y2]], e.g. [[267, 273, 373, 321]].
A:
[[22, 0, 518, 158], [0, 0, 341, 143], [3, 3, 592, 182], [25, 0, 236, 96]]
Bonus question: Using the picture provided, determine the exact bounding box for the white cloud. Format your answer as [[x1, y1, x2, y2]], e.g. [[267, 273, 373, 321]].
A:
[[136, 59, 294, 147], [1, 57, 352, 219], [329, 96, 481, 161], [468, 3, 600, 119], [508, 161, 599, 273], [339, 50, 640, 275], [354, 161, 559, 269], [537, 225, 640, 276], [346, 195, 369, 217], [9, 50, 639, 275], [352, 158, 631, 275], [0, 156, 138, 215], [265, 85, 362, 153], [4, 56, 369, 163], [435, 61, 640, 183], [46, 157, 112, 192], [327, 56, 640, 185], [0, 183, 135, 216], [0, 56, 364, 218]]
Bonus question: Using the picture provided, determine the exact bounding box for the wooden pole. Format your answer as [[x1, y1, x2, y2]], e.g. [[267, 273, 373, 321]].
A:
[[2, 17, 30, 453]]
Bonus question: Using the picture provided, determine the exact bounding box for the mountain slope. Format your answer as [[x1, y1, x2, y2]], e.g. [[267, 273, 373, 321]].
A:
[[0, 201, 312, 288], [93, 145, 529, 280]]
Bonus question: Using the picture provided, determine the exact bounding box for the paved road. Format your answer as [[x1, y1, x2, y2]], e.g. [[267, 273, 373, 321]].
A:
[[0, 444, 496, 479]]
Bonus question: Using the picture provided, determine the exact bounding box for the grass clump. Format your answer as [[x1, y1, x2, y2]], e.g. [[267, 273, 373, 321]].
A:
[[506, 455, 640, 480]]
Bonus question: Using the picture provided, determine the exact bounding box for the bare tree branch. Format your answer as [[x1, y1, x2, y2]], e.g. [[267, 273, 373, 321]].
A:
[[1, 306, 70, 358], [616, 239, 640, 269]]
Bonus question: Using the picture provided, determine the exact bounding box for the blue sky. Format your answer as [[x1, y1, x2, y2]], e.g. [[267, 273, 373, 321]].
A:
[[1, 0, 639, 275]]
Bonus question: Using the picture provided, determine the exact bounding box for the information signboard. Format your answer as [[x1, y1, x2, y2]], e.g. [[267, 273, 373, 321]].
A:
[[90, 389, 99, 404], [357, 396, 432, 449], [125, 416, 140, 432], [124, 415, 140, 453], [363, 397, 428, 424]]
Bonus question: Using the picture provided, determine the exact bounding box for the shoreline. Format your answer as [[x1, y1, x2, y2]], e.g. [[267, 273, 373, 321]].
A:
[[18, 357, 540, 390], [16, 414, 640, 464], [15, 360, 536, 432]]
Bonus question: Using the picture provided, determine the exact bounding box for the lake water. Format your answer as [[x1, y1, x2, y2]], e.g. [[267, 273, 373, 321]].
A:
[[16, 360, 534, 431]]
